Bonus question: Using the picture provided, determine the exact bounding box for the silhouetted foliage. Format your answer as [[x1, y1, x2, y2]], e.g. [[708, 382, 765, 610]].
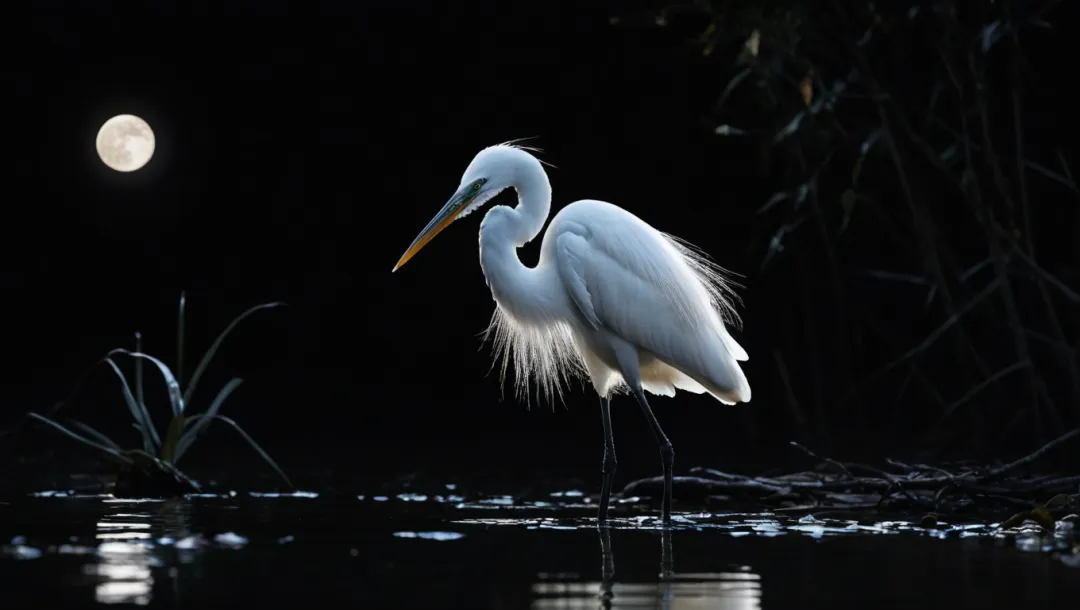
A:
[[620, 0, 1077, 456], [13, 294, 293, 496]]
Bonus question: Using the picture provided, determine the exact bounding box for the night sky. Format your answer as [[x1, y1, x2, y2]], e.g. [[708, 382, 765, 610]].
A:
[[4, 2, 1078, 483]]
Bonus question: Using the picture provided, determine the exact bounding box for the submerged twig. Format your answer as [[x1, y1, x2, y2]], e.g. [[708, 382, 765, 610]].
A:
[[621, 431, 1080, 512]]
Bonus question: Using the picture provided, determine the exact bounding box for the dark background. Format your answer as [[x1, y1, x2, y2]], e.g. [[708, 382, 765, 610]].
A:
[[3, 1, 1078, 487]]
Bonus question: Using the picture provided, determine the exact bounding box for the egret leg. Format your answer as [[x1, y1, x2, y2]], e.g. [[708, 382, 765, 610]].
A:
[[610, 340, 675, 525], [598, 525, 615, 608], [598, 396, 617, 523], [631, 386, 674, 525], [660, 527, 673, 580]]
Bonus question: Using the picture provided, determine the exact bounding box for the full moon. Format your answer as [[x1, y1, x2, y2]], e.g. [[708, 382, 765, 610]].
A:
[[96, 114, 156, 172]]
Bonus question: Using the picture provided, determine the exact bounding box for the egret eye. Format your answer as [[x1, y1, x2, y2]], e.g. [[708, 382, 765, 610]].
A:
[[472, 182, 483, 191]]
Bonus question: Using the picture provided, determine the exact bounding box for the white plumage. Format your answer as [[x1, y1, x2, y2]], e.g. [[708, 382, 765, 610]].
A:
[[393, 142, 751, 524], [485, 198, 751, 406], [468, 145, 750, 405]]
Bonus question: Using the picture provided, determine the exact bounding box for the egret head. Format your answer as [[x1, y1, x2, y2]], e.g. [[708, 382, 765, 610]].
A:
[[392, 144, 541, 272]]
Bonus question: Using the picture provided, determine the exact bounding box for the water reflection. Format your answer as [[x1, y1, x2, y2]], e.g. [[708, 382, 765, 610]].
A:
[[91, 513, 155, 604], [92, 541, 154, 605], [88, 498, 192, 605], [532, 527, 762, 609], [5, 486, 1080, 608]]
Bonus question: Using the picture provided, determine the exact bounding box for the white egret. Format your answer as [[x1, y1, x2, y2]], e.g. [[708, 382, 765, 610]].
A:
[[392, 143, 751, 524]]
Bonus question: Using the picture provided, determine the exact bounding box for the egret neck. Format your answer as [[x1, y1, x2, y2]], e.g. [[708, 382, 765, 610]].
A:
[[478, 155, 559, 323]]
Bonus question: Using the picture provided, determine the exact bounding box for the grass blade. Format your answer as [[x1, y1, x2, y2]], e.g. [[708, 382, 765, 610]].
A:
[[38, 355, 160, 451], [27, 413, 134, 466], [123, 448, 201, 492], [40, 356, 120, 420], [134, 332, 145, 417], [715, 66, 753, 115], [183, 413, 294, 490], [177, 291, 185, 389], [161, 415, 187, 463], [66, 419, 125, 453], [174, 378, 244, 463], [103, 358, 161, 452], [109, 349, 185, 417], [182, 302, 284, 408]]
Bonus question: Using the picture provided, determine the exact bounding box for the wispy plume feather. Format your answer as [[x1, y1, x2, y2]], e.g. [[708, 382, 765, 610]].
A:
[[660, 232, 745, 329], [497, 137, 558, 169], [481, 307, 586, 409]]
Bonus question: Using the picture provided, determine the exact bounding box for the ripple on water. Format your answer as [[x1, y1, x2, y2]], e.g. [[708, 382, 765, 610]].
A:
[[393, 531, 466, 541], [248, 491, 319, 499], [449, 510, 1080, 555], [0, 491, 299, 604], [4, 488, 1079, 576], [533, 570, 763, 609]]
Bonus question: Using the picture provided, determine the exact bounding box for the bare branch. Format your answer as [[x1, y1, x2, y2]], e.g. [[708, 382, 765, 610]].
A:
[[1012, 247, 1080, 303]]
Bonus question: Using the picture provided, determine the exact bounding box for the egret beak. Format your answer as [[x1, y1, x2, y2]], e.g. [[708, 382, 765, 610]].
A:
[[392, 189, 475, 272]]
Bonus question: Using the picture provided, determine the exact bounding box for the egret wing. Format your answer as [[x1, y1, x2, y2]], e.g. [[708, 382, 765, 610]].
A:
[[552, 209, 750, 403], [555, 232, 602, 331]]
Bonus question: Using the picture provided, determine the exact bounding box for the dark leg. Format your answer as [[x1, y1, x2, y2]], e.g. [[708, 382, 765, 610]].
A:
[[631, 387, 674, 525], [598, 396, 617, 523], [598, 525, 615, 608], [660, 527, 673, 580]]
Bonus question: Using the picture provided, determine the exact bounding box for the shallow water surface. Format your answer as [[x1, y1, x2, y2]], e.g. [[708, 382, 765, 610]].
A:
[[2, 484, 1079, 608]]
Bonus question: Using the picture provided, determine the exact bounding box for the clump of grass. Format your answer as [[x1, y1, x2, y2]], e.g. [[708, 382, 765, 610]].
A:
[[27, 292, 293, 496]]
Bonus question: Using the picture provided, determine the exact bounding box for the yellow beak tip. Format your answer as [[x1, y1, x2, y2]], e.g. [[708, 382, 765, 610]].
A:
[[393, 204, 461, 275]]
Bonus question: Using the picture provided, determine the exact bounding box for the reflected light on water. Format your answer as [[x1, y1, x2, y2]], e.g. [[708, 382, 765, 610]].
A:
[[531, 571, 762, 609], [90, 510, 155, 605]]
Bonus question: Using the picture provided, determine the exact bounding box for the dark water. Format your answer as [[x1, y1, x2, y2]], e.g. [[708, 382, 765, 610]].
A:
[[2, 477, 1079, 609]]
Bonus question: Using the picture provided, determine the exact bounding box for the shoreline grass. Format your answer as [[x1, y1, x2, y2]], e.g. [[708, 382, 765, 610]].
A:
[[23, 292, 293, 495]]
